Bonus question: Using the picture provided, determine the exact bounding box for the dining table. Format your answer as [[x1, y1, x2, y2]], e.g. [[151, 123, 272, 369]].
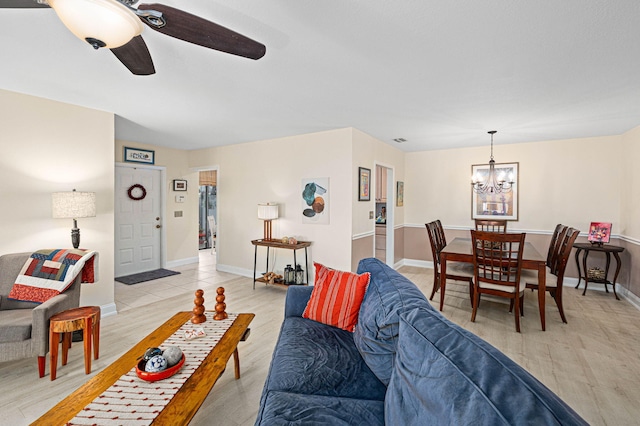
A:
[[440, 237, 548, 331]]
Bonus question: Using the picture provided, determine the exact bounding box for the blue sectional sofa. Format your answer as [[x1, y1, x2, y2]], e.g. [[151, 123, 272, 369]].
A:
[[255, 258, 587, 425]]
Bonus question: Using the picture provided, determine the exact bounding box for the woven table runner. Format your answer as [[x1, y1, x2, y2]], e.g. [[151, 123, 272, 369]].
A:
[[68, 312, 237, 426]]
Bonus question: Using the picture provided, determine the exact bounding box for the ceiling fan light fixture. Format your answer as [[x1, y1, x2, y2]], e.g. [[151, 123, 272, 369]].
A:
[[48, 0, 143, 49]]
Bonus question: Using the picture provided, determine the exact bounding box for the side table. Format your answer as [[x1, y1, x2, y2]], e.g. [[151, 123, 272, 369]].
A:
[[573, 242, 624, 300], [252, 239, 311, 289], [49, 306, 100, 380]]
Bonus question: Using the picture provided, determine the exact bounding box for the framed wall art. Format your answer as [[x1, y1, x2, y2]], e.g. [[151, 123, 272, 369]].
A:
[[471, 162, 519, 221], [124, 147, 155, 165], [173, 179, 188, 191], [358, 167, 371, 201], [396, 181, 404, 206], [302, 177, 329, 224]]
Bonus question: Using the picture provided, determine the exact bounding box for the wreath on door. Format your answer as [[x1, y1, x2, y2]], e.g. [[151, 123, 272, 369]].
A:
[[127, 184, 147, 200]]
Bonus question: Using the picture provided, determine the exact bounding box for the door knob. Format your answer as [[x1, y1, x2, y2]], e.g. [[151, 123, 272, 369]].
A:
[[156, 217, 160, 221], [156, 224, 161, 229]]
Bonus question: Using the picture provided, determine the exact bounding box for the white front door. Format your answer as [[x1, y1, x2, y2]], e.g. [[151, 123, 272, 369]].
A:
[[115, 165, 163, 277]]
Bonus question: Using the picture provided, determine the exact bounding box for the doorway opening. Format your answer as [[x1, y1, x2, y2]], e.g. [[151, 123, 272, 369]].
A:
[[198, 170, 217, 252], [374, 164, 394, 266]]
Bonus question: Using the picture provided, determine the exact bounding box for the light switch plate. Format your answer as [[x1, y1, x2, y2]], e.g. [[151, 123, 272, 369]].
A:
[[175, 195, 185, 203], [369, 211, 374, 219]]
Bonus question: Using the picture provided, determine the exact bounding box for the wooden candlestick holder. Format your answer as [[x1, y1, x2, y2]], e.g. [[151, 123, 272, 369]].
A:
[[191, 289, 206, 324], [214, 287, 228, 320]]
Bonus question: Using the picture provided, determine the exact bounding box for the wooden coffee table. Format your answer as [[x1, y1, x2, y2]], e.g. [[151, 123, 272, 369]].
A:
[[33, 311, 254, 425]]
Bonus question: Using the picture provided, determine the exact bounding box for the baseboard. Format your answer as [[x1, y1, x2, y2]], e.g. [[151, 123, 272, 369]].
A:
[[216, 263, 253, 278], [401, 259, 434, 269], [99, 302, 118, 318], [617, 286, 640, 310], [165, 256, 199, 269], [565, 277, 640, 310]]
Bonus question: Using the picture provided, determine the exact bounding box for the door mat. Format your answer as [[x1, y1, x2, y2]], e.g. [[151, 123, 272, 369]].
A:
[[115, 269, 181, 285]]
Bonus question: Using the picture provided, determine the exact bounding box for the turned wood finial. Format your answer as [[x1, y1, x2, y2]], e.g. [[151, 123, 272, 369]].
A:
[[214, 286, 228, 320], [191, 289, 207, 324]]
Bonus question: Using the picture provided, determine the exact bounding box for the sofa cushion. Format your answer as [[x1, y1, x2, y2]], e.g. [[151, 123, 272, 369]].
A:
[[0, 309, 32, 343], [353, 257, 432, 385], [302, 262, 370, 332], [385, 306, 588, 425], [262, 316, 386, 401], [256, 390, 384, 426]]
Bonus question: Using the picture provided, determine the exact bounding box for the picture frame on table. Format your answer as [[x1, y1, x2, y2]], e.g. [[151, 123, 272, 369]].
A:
[[358, 167, 371, 201], [124, 147, 155, 165], [588, 222, 612, 244], [173, 179, 188, 191], [471, 162, 519, 221]]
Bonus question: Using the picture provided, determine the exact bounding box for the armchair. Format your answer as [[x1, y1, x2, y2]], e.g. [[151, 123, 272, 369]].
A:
[[0, 252, 81, 377]]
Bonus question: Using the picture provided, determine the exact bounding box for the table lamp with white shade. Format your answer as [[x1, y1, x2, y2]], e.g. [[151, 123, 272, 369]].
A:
[[52, 189, 96, 249], [258, 203, 278, 241]]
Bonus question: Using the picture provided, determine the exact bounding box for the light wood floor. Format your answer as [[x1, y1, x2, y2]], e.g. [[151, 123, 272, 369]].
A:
[[2, 252, 640, 425]]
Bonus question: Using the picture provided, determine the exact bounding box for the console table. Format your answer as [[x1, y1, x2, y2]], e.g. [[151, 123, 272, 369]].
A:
[[574, 242, 624, 300], [252, 239, 311, 289]]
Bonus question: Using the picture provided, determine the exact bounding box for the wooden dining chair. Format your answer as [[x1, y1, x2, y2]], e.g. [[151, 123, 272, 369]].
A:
[[522, 227, 579, 323], [546, 224, 567, 267], [471, 230, 526, 332], [425, 220, 474, 307], [474, 219, 508, 233]]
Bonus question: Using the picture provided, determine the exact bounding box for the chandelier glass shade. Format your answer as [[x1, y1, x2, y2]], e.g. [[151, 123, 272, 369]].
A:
[[48, 0, 143, 49], [471, 131, 515, 194]]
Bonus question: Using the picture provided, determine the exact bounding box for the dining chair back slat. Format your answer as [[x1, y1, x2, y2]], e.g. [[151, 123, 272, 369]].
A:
[[547, 224, 567, 267], [471, 230, 526, 332], [474, 219, 508, 233]]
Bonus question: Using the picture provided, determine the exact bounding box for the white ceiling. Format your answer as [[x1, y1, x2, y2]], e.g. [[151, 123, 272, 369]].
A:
[[2, 0, 640, 152]]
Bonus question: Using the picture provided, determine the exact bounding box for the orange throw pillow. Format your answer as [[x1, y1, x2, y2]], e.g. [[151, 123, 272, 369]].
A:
[[302, 262, 371, 332]]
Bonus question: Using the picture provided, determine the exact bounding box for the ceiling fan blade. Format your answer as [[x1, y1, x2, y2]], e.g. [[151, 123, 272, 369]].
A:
[[110, 35, 155, 75], [137, 3, 266, 60], [0, 0, 49, 8]]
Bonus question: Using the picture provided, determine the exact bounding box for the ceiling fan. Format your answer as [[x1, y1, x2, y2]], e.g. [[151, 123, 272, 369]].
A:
[[1, 0, 266, 75]]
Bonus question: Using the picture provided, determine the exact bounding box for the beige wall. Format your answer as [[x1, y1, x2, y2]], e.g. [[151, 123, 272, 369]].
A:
[[115, 140, 199, 265], [620, 125, 640, 240], [188, 128, 354, 279], [404, 131, 640, 298], [0, 89, 115, 309], [405, 135, 621, 231], [351, 129, 405, 268], [4, 87, 638, 303], [619, 125, 640, 297], [351, 129, 405, 235]]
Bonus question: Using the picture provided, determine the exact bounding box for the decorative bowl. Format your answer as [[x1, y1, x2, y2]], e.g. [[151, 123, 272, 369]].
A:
[[136, 354, 185, 382]]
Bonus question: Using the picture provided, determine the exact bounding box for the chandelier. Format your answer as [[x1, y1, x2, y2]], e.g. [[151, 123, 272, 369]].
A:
[[471, 130, 515, 194]]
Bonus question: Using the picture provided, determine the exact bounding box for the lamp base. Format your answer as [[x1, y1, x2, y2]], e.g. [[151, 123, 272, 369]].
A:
[[71, 227, 80, 249], [263, 219, 273, 241]]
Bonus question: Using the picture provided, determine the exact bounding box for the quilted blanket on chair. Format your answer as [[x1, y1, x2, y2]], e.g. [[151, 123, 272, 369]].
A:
[[8, 249, 98, 303]]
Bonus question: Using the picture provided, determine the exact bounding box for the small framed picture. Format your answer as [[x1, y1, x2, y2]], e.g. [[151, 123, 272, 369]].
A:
[[396, 181, 404, 206], [358, 167, 371, 201], [588, 222, 612, 244], [173, 179, 187, 191], [124, 147, 155, 165]]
